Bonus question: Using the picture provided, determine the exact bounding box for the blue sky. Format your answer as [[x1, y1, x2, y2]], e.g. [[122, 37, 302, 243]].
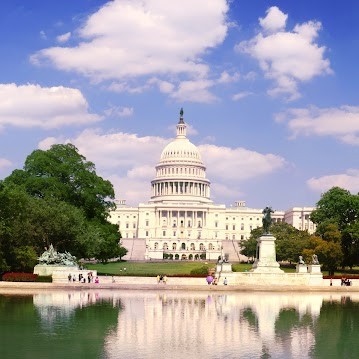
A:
[[0, 0, 359, 210]]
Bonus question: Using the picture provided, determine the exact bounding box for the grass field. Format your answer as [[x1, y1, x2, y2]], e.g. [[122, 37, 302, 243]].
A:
[[86, 261, 296, 276], [85, 261, 359, 277]]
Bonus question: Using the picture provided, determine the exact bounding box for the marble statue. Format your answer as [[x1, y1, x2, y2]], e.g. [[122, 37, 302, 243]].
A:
[[298, 255, 305, 265], [312, 254, 319, 265]]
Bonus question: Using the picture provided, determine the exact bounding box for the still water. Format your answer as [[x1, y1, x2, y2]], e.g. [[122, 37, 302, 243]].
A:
[[0, 289, 358, 359]]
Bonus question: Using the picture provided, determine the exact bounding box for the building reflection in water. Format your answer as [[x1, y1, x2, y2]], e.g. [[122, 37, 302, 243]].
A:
[[103, 292, 339, 359], [31, 291, 359, 359]]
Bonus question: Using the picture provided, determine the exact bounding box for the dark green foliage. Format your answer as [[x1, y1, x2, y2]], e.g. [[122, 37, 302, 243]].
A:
[[311, 186, 359, 268], [0, 143, 125, 271], [190, 265, 210, 275], [242, 222, 311, 263], [35, 276, 52, 282]]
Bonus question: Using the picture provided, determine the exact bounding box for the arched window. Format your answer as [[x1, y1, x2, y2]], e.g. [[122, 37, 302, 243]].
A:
[[181, 243, 186, 250], [172, 243, 177, 250], [199, 243, 205, 251], [163, 242, 168, 250], [190, 243, 195, 250], [154, 242, 158, 250], [208, 243, 213, 250]]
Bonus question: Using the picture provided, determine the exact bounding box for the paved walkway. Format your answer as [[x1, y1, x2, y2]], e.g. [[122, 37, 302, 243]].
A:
[[1, 276, 359, 293]]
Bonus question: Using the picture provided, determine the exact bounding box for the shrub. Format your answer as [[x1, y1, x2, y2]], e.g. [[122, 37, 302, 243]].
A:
[[190, 265, 210, 276], [2, 272, 38, 282], [36, 275, 52, 283]]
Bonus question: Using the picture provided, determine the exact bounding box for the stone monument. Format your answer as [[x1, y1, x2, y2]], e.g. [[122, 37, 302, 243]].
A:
[[251, 206, 284, 273], [296, 255, 308, 273], [33, 244, 78, 276], [216, 247, 232, 275], [308, 254, 322, 274]]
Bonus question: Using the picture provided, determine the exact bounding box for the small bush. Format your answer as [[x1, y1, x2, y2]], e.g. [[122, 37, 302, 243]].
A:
[[36, 275, 52, 283], [190, 265, 210, 276], [2, 272, 38, 282]]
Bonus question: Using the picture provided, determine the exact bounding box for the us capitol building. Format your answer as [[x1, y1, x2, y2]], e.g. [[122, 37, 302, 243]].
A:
[[109, 110, 316, 261]]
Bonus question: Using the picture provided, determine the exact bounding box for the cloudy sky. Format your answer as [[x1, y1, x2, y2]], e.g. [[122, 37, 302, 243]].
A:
[[1, 0, 358, 210]]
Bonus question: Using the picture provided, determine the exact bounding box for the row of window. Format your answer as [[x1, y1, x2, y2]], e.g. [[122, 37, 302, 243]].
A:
[[120, 222, 256, 231], [123, 232, 246, 240], [153, 242, 218, 251]]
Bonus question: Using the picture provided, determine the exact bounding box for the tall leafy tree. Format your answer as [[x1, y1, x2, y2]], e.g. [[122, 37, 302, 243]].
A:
[[5, 144, 116, 222], [310, 187, 359, 230], [1, 144, 124, 271], [242, 222, 311, 263], [310, 186, 359, 267]]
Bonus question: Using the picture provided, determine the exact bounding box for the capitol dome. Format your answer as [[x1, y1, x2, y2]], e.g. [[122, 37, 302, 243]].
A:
[[150, 109, 211, 204], [159, 132, 203, 166]]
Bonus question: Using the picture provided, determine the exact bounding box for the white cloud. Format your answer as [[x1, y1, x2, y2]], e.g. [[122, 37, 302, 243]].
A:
[[217, 71, 240, 84], [243, 71, 257, 81], [0, 158, 12, 170], [39, 127, 286, 205], [210, 182, 243, 203], [104, 106, 134, 118], [277, 105, 359, 144], [259, 6, 288, 33], [236, 6, 331, 101], [38, 137, 62, 150], [199, 144, 286, 184], [232, 91, 253, 101], [170, 79, 218, 103], [0, 83, 101, 129], [56, 32, 71, 43], [107, 81, 150, 94], [147, 78, 175, 94], [40, 30, 47, 40], [31, 0, 229, 86], [307, 169, 359, 193]]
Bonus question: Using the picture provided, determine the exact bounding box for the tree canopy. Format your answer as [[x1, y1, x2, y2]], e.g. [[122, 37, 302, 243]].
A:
[[0, 143, 126, 272], [240, 222, 311, 263], [310, 186, 359, 268]]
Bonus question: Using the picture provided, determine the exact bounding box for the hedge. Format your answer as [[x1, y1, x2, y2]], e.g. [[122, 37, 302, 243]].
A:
[[2, 272, 38, 282]]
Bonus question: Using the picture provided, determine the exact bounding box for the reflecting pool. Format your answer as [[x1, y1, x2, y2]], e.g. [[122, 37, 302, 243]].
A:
[[1, 290, 359, 359]]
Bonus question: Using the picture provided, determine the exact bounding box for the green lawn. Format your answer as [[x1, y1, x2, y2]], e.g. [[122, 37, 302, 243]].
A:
[[85, 261, 359, 277], [87, 261, 265, 276], [86, 261, 216, 276]]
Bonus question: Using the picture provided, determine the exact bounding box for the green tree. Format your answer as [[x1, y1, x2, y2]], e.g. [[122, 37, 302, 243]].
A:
[[342, 221, 359, 268], [310, 187, 359, 230], [239, 236, 257, 259], [243, 222, 311, 263], [1, 144, 125, 270], [12, 246, 38, 272], [5, 144, 116, 222], [304, 236, 343, 275], [310, 187, 359, 267]]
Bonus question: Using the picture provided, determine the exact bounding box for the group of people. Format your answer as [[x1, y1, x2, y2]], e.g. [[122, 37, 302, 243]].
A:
[[68, 272, 99, 284], [206, 275, 228, 285], [156, 274, 168, 284], [341, 277, 352, 286]]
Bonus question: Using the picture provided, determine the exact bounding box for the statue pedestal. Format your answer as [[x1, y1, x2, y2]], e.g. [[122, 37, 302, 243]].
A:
[[308, 264, 321, 274], [296, 264, 308, 273], [34, 264, 78, 276], [216, 262, 232, 273], [251, 235, 283, 273]]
